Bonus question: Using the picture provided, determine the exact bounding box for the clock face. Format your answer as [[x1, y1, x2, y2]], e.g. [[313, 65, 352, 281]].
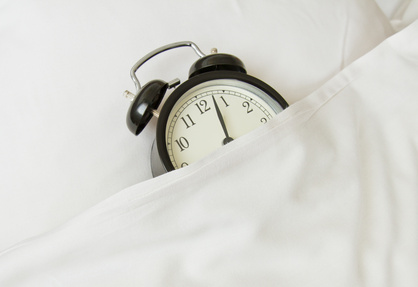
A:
[[156, 73, 287, 171]]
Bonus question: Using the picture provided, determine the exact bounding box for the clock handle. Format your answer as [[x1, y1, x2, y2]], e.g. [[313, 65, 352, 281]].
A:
[[128, 41, 206, 94], [125, 42, 206, 136]]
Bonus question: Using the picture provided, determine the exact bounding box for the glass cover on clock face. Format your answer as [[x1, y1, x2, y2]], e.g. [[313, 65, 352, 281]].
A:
[[164, 79, 284, 169]]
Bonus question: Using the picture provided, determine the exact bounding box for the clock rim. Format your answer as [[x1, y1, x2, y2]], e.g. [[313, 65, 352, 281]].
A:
[[156, 70, 289, 172]]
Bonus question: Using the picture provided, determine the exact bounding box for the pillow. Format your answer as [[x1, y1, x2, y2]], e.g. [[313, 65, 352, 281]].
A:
[[375, 0, 418, 31], [0, 0, 393, 251]]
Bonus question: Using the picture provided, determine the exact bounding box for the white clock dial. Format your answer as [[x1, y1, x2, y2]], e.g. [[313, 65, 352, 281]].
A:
[[165, 79, 284, 169]]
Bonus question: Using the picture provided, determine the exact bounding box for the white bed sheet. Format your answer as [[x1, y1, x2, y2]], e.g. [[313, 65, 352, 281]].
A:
[[1, 17, 417, 287], [1, 0, 418, 286], [0, 0, 394, 251]]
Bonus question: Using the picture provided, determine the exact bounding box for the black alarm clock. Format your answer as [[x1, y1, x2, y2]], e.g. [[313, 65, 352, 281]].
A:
[[125, 41, 288, 176]]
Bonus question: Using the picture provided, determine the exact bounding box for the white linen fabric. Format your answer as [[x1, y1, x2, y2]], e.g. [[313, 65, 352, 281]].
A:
[[0, 0, 394, 251], [375, 0, 418, 30], [0, 17, 417, 287]]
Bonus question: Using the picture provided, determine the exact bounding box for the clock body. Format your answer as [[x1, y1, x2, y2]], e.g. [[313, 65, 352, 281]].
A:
[[125, 48, 289, 175]]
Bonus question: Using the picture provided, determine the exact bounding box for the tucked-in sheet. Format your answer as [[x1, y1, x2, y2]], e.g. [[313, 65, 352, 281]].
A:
[[0, 0, 394, 251], [1, 17, 417, 287]]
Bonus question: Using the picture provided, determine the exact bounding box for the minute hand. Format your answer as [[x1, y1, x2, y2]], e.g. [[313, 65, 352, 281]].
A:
[[212, 95, 234, 145]]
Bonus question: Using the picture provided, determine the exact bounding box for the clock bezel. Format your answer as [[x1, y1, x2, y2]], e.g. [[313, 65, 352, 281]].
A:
[[155, 70, 289, 172]]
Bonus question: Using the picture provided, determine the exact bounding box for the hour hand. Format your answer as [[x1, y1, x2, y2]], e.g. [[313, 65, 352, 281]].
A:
[[212, 95, 233, 145]]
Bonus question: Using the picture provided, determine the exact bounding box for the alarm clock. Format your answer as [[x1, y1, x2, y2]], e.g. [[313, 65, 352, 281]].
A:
[[124, 41, 288, 176]]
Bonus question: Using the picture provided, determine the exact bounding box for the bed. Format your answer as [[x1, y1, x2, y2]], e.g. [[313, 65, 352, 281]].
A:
[[0, 0, 417, 285]]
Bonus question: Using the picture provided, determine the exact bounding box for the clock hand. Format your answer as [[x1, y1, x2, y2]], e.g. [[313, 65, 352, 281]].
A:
[[212, 95, 234, 145]]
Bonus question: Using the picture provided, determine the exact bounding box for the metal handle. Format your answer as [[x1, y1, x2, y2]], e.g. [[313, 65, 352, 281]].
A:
[[130, 41, 206, 93]]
